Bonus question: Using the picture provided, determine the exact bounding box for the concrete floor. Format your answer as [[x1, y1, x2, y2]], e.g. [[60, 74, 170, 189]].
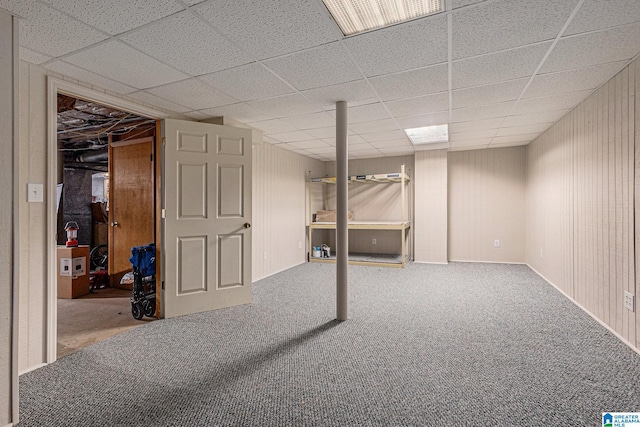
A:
[[57, 287, 154, 358]]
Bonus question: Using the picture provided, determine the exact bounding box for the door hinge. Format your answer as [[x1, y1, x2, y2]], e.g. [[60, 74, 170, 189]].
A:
[[161, 208, 166, 218], [150, 153, 153, 161], [161, 281, 165, 290], [162, 137, 166, 146]]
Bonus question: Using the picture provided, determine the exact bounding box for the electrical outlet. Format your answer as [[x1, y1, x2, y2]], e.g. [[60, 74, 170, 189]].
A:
[[298, 241, 302, 249], [624, 291, 635, 312], [494, 240, 500, 248], [372, 238, 376, 245]]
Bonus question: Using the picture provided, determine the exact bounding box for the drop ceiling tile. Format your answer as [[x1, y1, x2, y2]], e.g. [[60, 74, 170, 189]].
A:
[[512, 91, 591, 115], [183, 0, 207, 5], [40, 0, 183, 35], [121, 11, 252, 77], [183, 110, 210, 120], [349, 119, 399, 135], [328, 103, 391, 124], [378, 146, 416, 155], [414, 142, 449, 151], [16, 1, 108, 57], [148, 79, 238, 110], [301, 80, 378, 107], [263, 43, 363, 91], [452, 0, 580, 59], [306, 146, 339, 155], [449, 129, 497, 141], [361, 130, 407, 142], [45, 61, 137, 94], [280, 112, 336, 130], [541, 24, 640, 74], [524, 62, 627, 98], [126, 90, 191, 113], [491, 134, 539, 145], [453, 79, 528, 109], [565, 0, 640, 36], [263, 136, 282, 145], [195, 0, 340, 60], [503, 110, 569, 127], [349, 142, 376, 151], [199, 63, 294, 101], [286, 139, 330, 150], [449, 137, 493, 146], [353, 150, 384, 159], [199, 102, 273, 123], [369, 139, 412, 149], [449, 118, 504, 133], [247, 94, 323, 118], [247, 119, 298, 134], [386, 92, 450, 117], [19, 47, 51, 64], [267, 131, 316, 143], [306, 127, 335, 139], [453, 43, 551, 89], [369, 64, 449, 101], [395, 112, 450, 129], [65, 40, 188, 89], [496, 123, 549, 136], [344, 14, 448, 77], [452, 0, 487, 9], [451, 101, 515, 122]]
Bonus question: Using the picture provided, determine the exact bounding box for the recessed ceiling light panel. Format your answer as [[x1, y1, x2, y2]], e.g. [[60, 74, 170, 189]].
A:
[[322, 0, 443, 36], [405, 124, 449, 145]]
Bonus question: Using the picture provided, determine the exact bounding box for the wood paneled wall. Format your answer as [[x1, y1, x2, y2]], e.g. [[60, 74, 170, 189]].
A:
[[1, 10, 17, 425], [526, 60, 638, 349], [449, 147, 526, 263], [252, 142, 323, 281], [414, 150, 448, 263]]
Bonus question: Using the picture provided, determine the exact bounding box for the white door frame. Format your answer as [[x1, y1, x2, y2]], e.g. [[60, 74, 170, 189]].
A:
[[45, 77, 168, 363]]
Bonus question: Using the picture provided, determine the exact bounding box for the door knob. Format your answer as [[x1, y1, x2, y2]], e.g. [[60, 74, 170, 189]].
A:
[[111, 221, 119, 227], [244, 222, 251, 228]]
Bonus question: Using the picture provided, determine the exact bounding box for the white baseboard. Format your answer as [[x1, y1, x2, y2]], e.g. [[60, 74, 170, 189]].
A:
[[413, 260, 449, 265], [449, 259, 526, 265], [19, 362, 47, 376], [527, 264, 640, 358], [252, 261, 306, 283]]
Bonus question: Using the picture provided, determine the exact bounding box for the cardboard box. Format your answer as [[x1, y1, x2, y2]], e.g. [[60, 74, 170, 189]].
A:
[[57, 245, 90, 298], [315, 210, 353, 222]]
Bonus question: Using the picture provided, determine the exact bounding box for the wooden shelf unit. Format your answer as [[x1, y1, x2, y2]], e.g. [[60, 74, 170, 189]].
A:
[[307, 164, 412, 268]]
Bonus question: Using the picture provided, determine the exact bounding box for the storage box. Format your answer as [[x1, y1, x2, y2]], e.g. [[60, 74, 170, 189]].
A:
[[315, 210, 353, 222], [57, 245, 90, 298]]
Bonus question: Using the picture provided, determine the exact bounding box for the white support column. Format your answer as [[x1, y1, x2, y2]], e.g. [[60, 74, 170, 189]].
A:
[[336, 101, 348, 321]]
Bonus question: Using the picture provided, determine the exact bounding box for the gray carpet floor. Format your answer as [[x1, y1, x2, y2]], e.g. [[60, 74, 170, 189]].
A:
[[18, 262, 640, 426]]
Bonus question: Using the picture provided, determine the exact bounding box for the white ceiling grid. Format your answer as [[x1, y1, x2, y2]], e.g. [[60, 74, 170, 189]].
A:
[[3, 0, 640, 159]]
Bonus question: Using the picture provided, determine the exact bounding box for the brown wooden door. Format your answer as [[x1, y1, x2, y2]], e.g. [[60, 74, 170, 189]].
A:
[[108, 137, 155, 287]]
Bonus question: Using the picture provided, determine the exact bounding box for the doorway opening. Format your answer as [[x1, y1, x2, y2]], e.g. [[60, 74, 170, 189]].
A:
[[55, 93, 157, 358]]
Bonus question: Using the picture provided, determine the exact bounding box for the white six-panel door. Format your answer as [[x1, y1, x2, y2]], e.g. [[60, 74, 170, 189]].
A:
[[163, 119, 252, 318]]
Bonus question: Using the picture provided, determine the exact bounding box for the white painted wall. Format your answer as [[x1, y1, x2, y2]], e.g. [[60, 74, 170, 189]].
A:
[[526, 59, 638, 350]]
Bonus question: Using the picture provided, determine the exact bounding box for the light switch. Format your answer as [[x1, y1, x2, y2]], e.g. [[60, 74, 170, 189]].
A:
[[27, 183, 44, 203]]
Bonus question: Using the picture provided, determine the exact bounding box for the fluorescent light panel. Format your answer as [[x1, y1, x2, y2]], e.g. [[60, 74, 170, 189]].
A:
[[322, 0, 443, 36], [405, 124, 449, 144]]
